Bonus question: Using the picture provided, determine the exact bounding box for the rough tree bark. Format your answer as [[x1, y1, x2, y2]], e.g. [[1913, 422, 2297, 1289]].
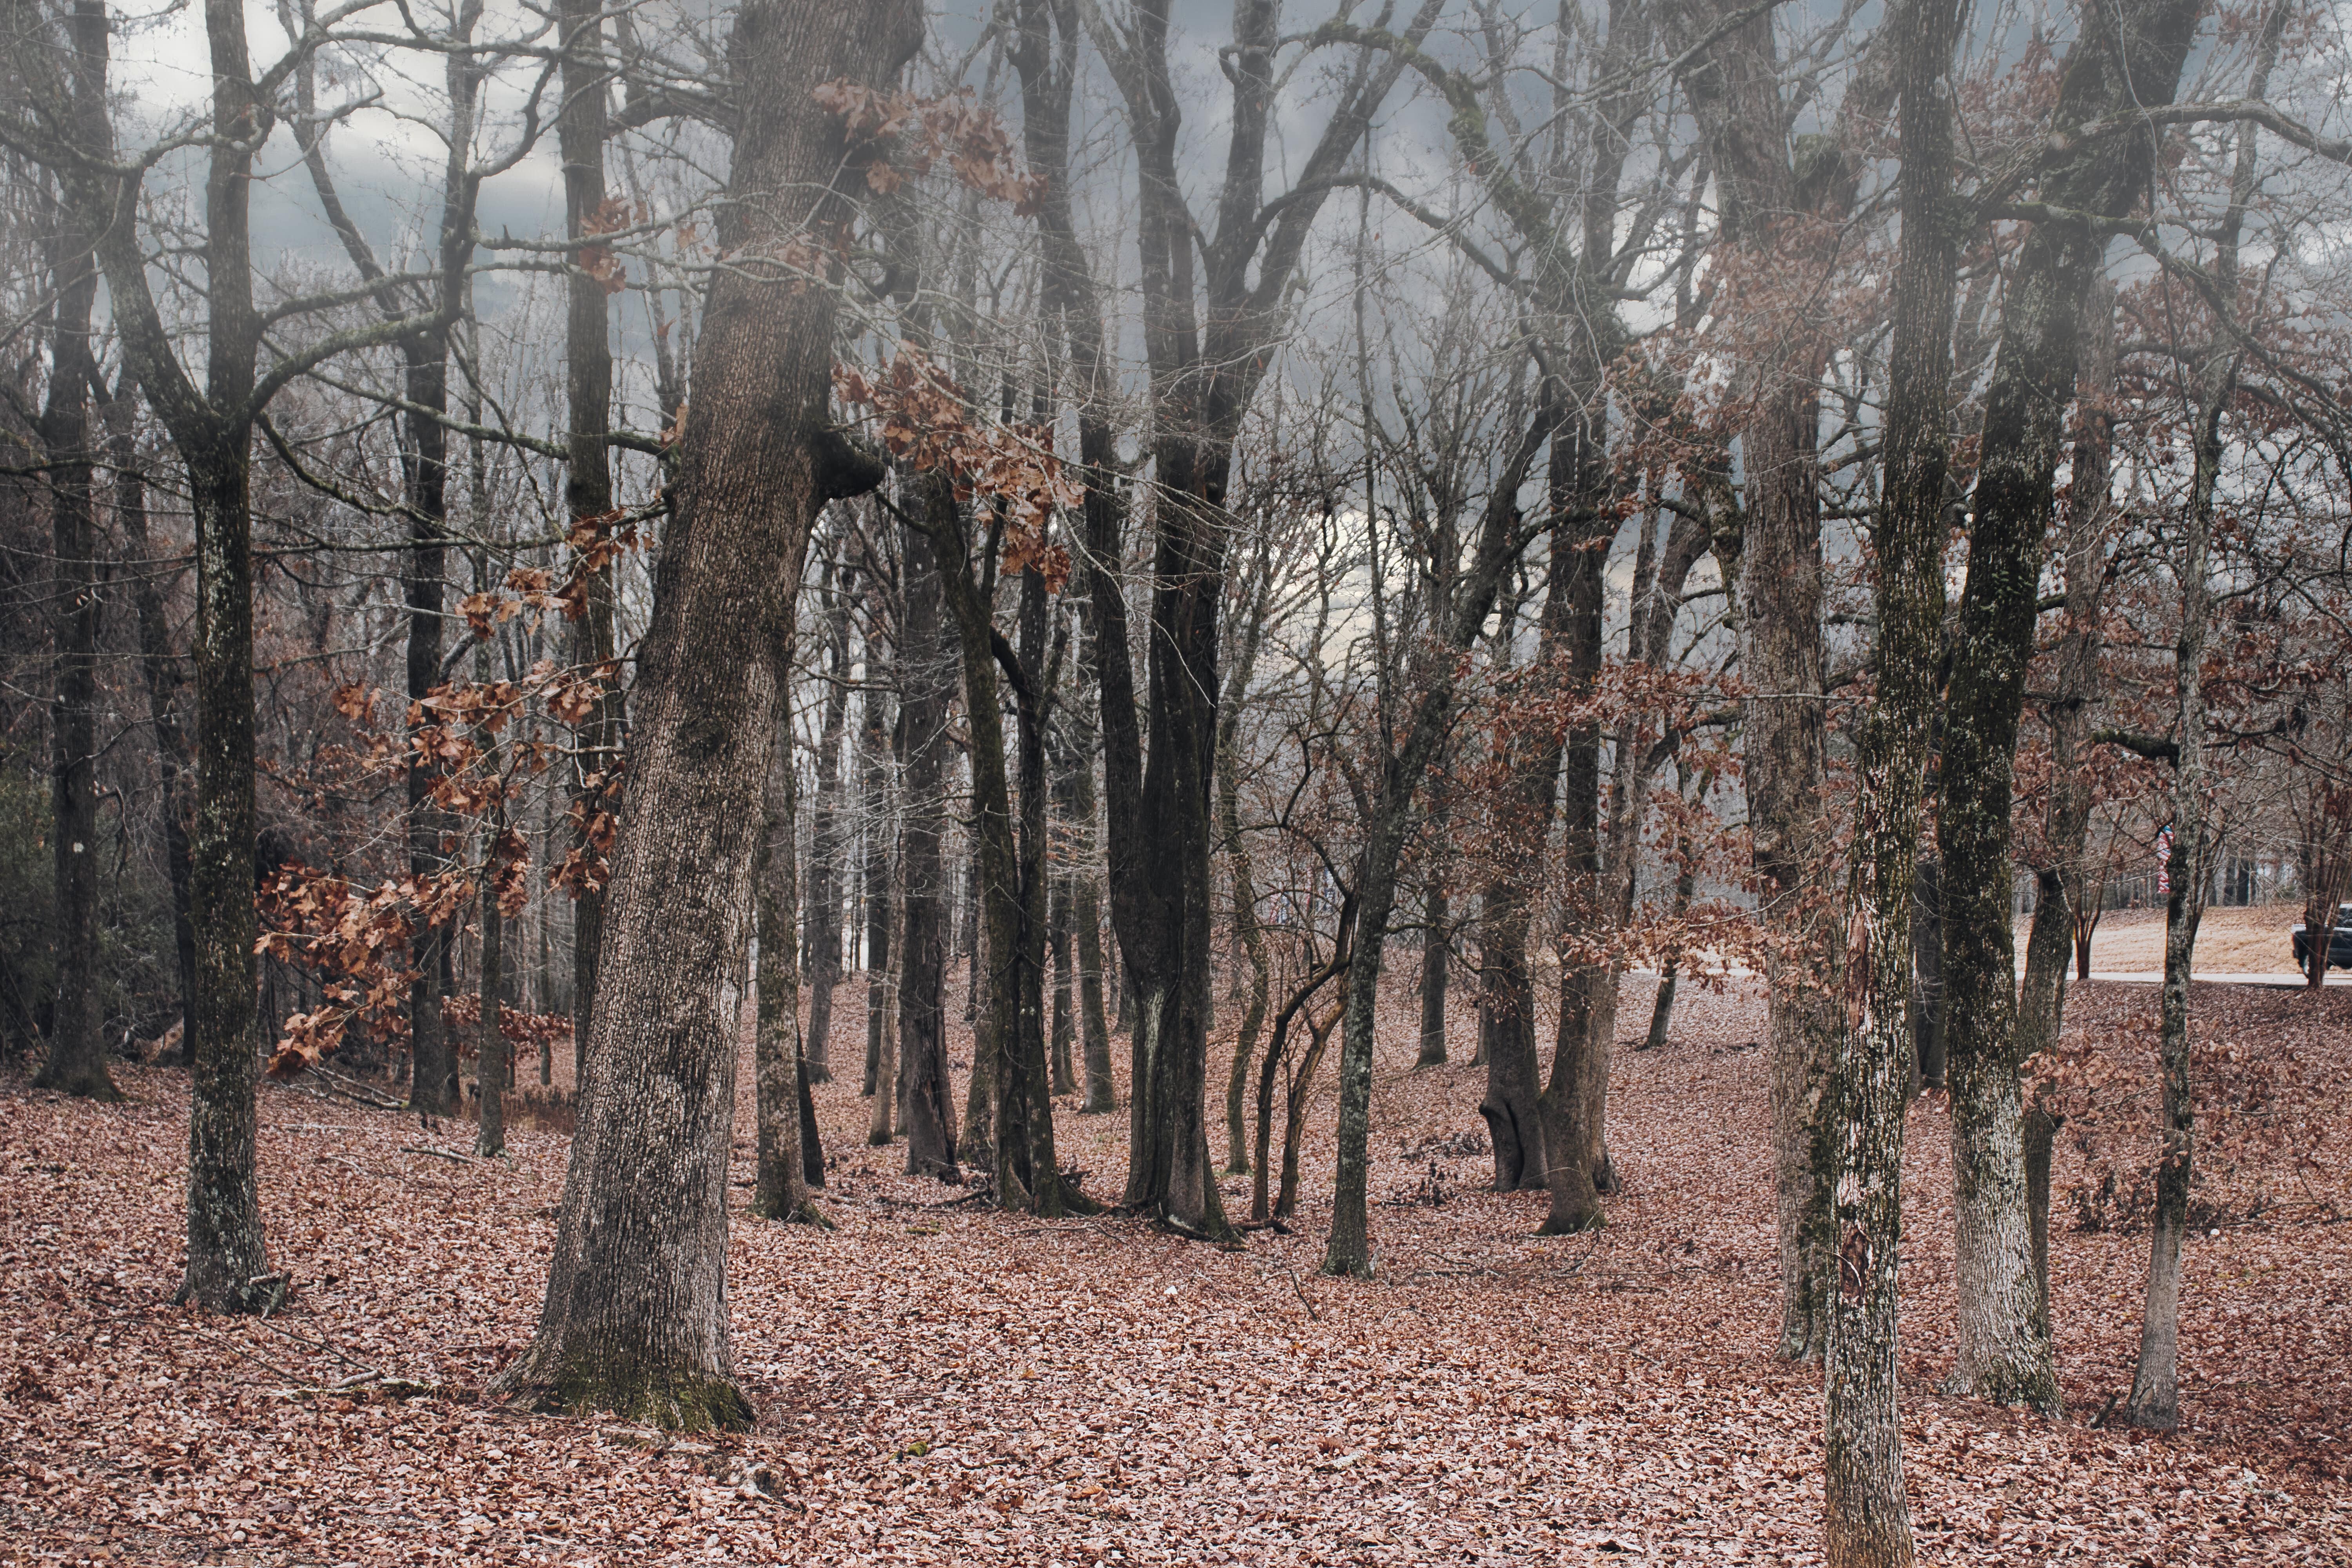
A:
[[558, 0, 622, 1091], [105, 385, 198, 1039], [33, 164, 116, 1101], [2127, 0, 2275, 1426], [1818, 0, 1958, 1554], [1675, 0, 1894, 1360], [494, 0, 919, 1428], [898, 481, 962, 1183], [1940, 0, 2201, 1412]]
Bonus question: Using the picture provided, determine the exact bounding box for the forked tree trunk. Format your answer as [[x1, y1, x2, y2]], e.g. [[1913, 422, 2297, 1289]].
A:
[[495, 0, 919, 1429], [1942, 0, 2200, 1415]]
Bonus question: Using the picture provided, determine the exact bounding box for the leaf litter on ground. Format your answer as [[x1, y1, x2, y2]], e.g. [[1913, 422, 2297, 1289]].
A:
[[2, 973, 2347, 1564]]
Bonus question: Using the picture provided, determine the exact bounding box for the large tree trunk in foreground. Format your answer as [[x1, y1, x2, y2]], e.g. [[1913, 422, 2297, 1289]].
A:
[[1820, 0, 1956, 1555], [1675, 0, 1889, 1362], [496, 0, 918, 1429]]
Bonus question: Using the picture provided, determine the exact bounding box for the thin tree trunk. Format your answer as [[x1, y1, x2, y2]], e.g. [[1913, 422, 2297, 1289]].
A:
[[1415, 877, 1447, 1067], [495, 0, 919, 1429], [2017, 272, 2117, 1334], [861, 663, 893, 1096], [2128, 2, 2272, 1422], [1215, 559, 1272, 1169], [868, 847, 900, 1146], [754, 740, 815, 1220], [899, 481, 962, 1183], [1070, 693, 1116, 1113], [1050, 870, 1077, 1096], [106, 387, 198, 1042], [474, 617, 509, 1160], [802, 557, 855, 1082], [558, 0, 621, 1094]]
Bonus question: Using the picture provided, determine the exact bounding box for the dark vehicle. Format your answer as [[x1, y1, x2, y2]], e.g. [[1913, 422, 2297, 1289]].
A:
[[2291, 904, 2352, 971]]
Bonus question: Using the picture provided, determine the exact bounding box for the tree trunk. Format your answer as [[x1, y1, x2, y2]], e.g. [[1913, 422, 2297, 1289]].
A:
[[2017, 272, 2117, 1334], [1070, 705, 1116, 1114], [796, 1035, 824, 1189], [1416, 878, 1448, 1067], [1674, 0, 1889, 1362], [106, 387, 198, 1040], [178, 443, 274, 1313], [2129, 0, 2270, 1415], [495, 0, 919, 1429], [1321, 395, 1561, 1274], [1942, 0, 2200, 1415], [559, 0, 621, 1094], [860, 662, 894, 1096], [898, 482, 962, 1183], [33, 204, 116, 1101], [1049, 870, 1077, 1096], [802, 557, 855, 1082], [868, 848, 900, 1147], [1820, 0, 1958, 1552], [475, 849, 508, 1158], [921, 491, 1067, 1215], [753, 740, 815, 1220], [1215, 568, 1272, 1169], [1910, 860, 1945, 1092]]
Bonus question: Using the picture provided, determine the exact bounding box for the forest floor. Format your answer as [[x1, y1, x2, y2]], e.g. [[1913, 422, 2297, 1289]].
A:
[[3, 973, 2348, 1566]]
